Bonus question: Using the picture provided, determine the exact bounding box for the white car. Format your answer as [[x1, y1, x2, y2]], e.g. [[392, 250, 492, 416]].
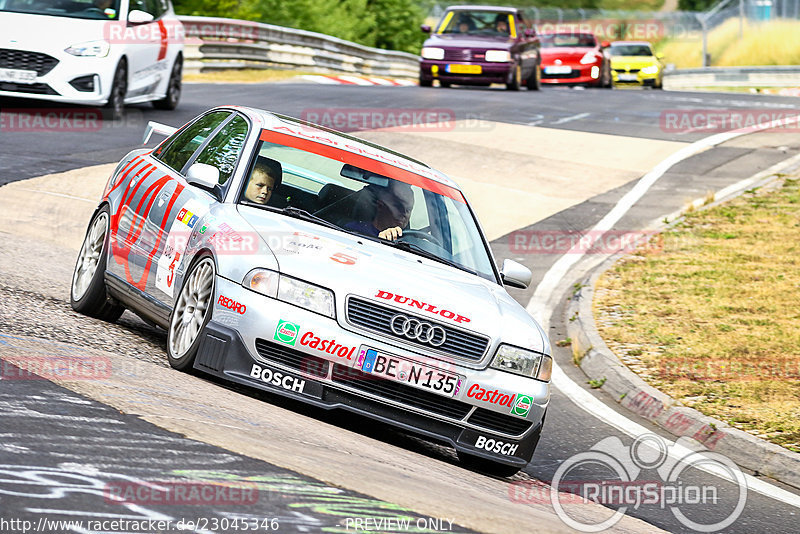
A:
[[71, 107, 553, 477], [0, 0, 184, 118]]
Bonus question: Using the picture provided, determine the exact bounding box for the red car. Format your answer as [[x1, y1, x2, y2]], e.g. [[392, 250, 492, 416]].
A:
[[539, 32, 612, 88]]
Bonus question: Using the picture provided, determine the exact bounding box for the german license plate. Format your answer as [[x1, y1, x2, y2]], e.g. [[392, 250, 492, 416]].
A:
[[0, 68, 37, 83], [618, 73, 638, 82], [360, 348, 463, 398], [446, 64, 481, 74], [544, 65, 571, 75]]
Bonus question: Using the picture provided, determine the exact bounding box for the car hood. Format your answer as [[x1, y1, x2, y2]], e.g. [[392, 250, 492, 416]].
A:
[[238, 206, 548, 352], [541, 47, 594, 61], [0, 11, 109, 47], [611, 56, 657, 68], [423, 34, 514, 50]]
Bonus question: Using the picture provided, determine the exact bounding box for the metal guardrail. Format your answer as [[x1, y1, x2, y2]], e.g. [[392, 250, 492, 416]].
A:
[[664, 66, 800, 88], [177, 16, 420, 79]]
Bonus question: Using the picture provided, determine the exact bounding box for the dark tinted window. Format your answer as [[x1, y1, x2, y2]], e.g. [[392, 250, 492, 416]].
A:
[[155, 111, 229, 173], [193, 115, 249, 185], [609, 44, 653, 57]]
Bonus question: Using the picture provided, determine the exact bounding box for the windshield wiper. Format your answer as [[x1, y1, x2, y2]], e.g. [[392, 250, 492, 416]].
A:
[[388, 239, 477, 275], [279, 206, 342, 231]]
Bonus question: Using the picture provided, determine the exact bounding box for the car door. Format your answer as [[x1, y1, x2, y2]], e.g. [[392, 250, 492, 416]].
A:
[[106, 111, 230, 304], [123, 0, 169, 99], [147, 111, 251, 305]]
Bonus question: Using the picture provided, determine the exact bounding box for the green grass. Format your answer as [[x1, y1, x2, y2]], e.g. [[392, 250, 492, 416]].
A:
[[657, 18, 800, 67], [595, 176, 800, 452]]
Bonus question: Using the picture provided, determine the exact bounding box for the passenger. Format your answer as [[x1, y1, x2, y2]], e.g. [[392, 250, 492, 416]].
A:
[[244, 157, 282, 205], [346, 182, 414, 240], [495, 18, 509, 34]]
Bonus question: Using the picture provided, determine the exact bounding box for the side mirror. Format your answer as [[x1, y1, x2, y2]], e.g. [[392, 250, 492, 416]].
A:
[[420, 24, 431, 33], [601, 41, 610, 48], [500, 259, 531, 289], [186, 163, 219, 189], [656, 52, 665, 60], [128, 9, 154, 24]]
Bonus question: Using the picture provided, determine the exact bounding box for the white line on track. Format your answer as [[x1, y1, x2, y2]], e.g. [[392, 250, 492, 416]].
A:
[[551, 112, 590, 125], [526, 113, 800, 508], [18, 189, 96, 203]]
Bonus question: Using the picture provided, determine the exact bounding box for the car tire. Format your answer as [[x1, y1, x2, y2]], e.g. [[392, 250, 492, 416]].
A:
[[526, 64, 541, 91], [104, 60, 127, 121], [457, 452, 523, 478], [506, 63, 521, 91], [439, 80, 451, 88], [153, 57, 182, 110], [70, 206, 125, 322], [166, 255, 216, 371]]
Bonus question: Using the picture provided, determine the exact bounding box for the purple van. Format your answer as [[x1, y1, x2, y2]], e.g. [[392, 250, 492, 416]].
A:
[[419, 5, 541, 91]]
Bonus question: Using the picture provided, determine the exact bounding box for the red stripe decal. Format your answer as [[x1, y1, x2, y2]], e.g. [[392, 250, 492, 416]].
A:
[[157, 20, 168, 61]]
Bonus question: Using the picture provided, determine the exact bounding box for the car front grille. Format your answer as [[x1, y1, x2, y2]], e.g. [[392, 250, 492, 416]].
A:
[[0, 48, 59, 76], [254, 338, 330, 378], [331, 363, 472, 420], [542, 71, 581, 79], [443, 49, 481, 61], [467, 408, 533, 436], [346, 297, 489, 362], [614, 68, 640, 73], [0, 82, 58, 95]]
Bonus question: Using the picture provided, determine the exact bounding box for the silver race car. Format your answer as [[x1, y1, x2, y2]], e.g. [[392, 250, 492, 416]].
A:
[[71, 106, 552, 476]]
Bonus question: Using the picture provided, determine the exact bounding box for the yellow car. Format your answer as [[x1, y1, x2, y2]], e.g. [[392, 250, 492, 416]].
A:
[[609, 41, 663, 89]]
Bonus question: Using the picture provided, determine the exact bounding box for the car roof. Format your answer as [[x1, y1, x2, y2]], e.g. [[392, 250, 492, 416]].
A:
[[225, 106, 461, 192], [445, 5, 518, 13], [611, 41, 652, 46]]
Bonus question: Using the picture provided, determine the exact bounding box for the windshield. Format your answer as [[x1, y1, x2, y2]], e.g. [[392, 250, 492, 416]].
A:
[[610, 44, 654, 57], [540, 33, 597, 48], [438, 10, 515, 37], [0, 0, 122, 19], [240, 132, 497, 282]]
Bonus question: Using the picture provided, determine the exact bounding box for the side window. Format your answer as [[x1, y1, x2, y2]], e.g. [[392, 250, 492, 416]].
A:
[[193, 115, 249, 185], [155, 111, 229, 173]]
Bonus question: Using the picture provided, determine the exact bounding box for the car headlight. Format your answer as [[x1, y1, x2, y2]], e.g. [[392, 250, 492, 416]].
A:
[[243, 269, 335, 318], [421, 47, 445, 60], [641, 65, 659, 75], [485, 50, 511, 62], [490, 344, 552, 381], [580, 52, 600, 65], [65, 40, 110, 57]]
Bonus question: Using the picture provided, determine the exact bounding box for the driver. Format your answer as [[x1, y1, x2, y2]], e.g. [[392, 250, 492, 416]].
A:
[[346, 181, 414, 240]]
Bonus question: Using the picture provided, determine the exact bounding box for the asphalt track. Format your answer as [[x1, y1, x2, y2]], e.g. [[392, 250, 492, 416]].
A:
[[2, 83, 800, 533]]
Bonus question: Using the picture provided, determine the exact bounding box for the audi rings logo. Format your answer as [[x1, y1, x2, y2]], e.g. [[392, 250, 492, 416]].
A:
[[390, 314, 447, 347]]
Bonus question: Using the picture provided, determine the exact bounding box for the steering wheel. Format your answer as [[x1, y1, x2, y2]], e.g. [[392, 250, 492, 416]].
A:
[[399, 230, 444, 249]]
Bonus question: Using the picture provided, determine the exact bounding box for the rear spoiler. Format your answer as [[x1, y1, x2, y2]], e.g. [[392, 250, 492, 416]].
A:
[[143, 121, 178, 145]]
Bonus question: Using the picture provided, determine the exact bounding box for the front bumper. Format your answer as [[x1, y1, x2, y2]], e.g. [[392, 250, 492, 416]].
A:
[[196, 276, 550, 466], [0, 47, 116, 105], [541, 63, 600, 85], [612, 70, 659, 87], [420, 60, 513, 85]]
